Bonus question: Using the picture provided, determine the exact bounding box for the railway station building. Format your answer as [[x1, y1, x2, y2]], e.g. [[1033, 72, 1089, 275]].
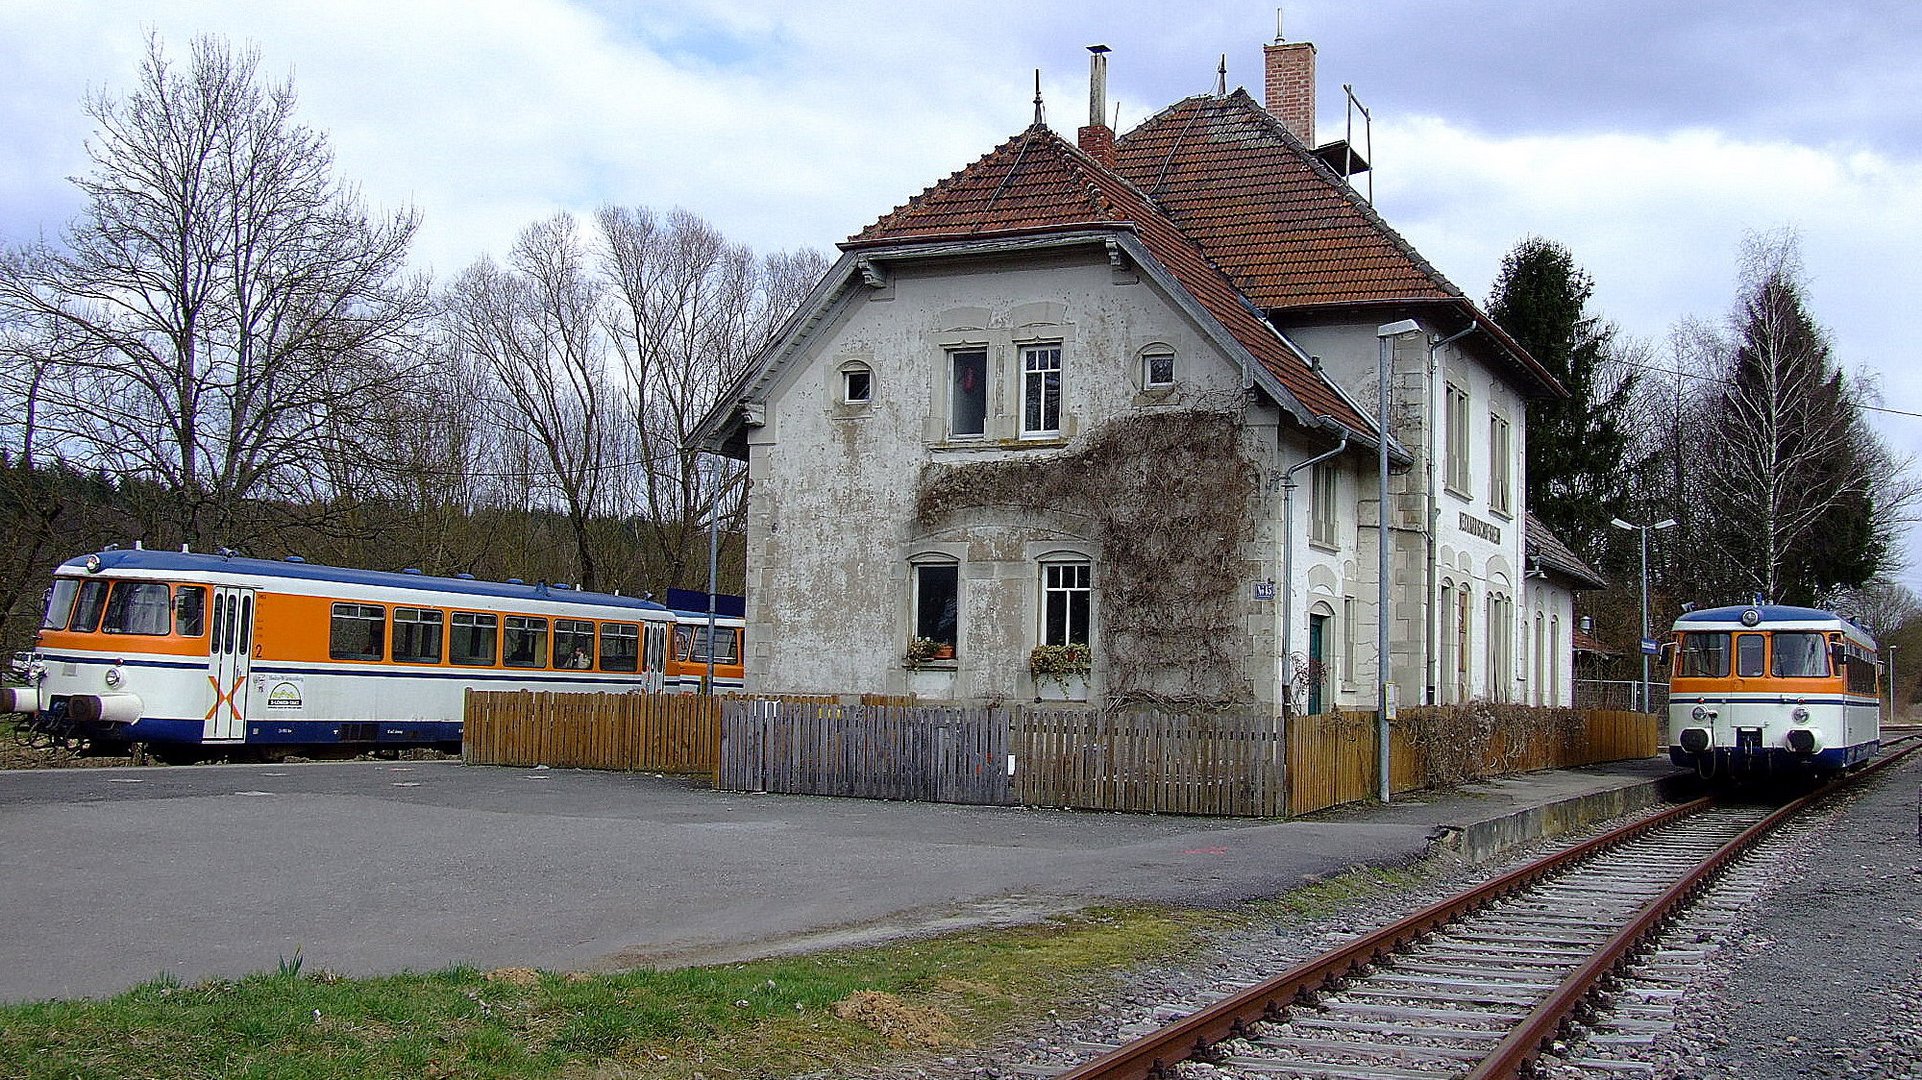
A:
[[696, 32, 1594, 713]]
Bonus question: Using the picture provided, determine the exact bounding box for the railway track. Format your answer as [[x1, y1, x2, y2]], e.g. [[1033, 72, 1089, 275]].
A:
[[1055, 741, 1920, 1080]]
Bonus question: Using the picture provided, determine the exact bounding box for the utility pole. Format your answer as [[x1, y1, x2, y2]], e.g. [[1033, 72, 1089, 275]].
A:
[[1611, 516, 1677, 712]]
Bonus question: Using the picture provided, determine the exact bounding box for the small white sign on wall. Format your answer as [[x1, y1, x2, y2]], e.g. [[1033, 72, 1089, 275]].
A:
[[1252, 579, 1277, 601]]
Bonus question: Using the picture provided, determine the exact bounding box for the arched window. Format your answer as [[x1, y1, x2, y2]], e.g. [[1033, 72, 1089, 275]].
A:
[[1037, 555, 1092, 648], [838, 360, 874, 406]]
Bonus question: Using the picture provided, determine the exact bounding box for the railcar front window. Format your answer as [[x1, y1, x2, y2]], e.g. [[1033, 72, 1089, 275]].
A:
[[103, 581, 174, 635], [555, 619, 594, 669], [41, 579, 79, 630], [393, 608, 445, 664], [599, 623, 638, 672], [174, 586, 206, 636], [504, 617, 548, 668], [450, 612, 498, 666], [1736, 633, 1766, 678], [678, 625, 739, 664], [1771, 632, 1829, 678], [329, 603, 386, 661], [1677, 632, 1730, 678], [70, 580, 110, 633]]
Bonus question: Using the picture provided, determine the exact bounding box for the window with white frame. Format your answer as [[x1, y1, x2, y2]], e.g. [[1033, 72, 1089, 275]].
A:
[[1310, 461, 1338, 547], [1549, 615, 1561, 705], [1041, 561, 1091, 646], [949, 349, 988, 437], [1342, 595, 1357, 686], [1489, 413, 1512, 515], [1486, 592, 1514, 701], [1142, 349, 1176, 389], [1445, 383, 1471, 494], [841, 361, 873, 406], [1021, 343, 1062, 437], [1439, 582, 1458, 704], [1534, 612, 1545, 705]]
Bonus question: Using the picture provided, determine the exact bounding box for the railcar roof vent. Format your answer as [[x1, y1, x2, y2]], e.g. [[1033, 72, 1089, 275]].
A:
[[506, 578, 524, 585], [554, 583, 572, 591], [456, 573, 475, 580], [402, 567, 424, 575], [284, 555, 306, 563]]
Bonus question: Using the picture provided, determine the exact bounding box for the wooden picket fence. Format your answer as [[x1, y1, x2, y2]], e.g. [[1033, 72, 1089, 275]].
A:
[[463, 689, 720, 773], [462, 690, 1660, 818], [716, 700, 1014, 804], [1286, 706, 1664, 816], [1014, 707, 1285, 816]]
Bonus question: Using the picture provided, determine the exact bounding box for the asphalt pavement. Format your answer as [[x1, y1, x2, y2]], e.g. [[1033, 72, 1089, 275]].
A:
[[0, 757, 1678, 1002]]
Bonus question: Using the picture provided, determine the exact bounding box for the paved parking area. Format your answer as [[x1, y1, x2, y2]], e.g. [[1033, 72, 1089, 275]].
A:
[[0, 760, 1440, 1001]]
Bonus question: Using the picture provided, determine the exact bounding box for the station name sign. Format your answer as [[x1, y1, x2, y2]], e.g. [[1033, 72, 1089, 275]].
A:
[[1458, 512, 1501, 544]]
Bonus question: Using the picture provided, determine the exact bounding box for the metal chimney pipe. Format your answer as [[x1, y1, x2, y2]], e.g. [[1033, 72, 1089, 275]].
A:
[[1087, 44, 1110, 128]]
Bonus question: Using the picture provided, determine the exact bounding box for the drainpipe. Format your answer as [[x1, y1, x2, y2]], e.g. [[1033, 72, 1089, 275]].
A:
[[1279, 415, 1348, 714], [1424, 322, 1478, 705]]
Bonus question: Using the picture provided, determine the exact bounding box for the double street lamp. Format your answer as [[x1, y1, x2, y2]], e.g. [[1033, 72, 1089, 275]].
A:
[[1610, 516, 1677, 712]]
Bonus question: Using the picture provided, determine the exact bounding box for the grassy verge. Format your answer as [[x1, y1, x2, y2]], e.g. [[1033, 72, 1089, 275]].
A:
[[0, 864, 1434, 1079], [0, 906, 1204, 1080]]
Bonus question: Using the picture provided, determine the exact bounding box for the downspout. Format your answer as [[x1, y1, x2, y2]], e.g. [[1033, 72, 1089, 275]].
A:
[[1279, 414, 1347, 715], [1425, 321, 1477, 705]]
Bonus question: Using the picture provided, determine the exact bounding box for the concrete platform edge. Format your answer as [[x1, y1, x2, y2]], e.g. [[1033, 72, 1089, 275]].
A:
[[1428, 772, 1701, 863]]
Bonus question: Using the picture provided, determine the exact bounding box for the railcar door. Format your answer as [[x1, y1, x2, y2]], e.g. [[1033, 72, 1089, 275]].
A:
[[204, 587, 256, 742], [644, 622, 669, 693]]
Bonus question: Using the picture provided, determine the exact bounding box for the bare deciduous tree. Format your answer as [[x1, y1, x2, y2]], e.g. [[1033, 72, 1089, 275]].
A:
[[0, 34, 429, 548]]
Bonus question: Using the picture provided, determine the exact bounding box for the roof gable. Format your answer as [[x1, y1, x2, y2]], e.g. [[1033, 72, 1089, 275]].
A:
[[846, 124, 1376, 436]]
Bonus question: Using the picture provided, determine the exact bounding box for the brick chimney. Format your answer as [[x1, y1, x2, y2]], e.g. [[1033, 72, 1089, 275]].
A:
[[1077, 44, 1115, 168], [1264, 34, 1315, 145]]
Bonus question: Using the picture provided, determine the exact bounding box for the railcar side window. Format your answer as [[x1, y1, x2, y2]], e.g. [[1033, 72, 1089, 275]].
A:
[[329, 603, 386, 661], [1677, 632, 1730, 678], [504, 616, 549, 668], [41, 579, 79, 630], [1735, 634, 1765, 678], [392, 608, 445, 664], [1771, 632, 1828, 678], [600, 623, 639, 672], [450, 612, 498, 666], [678, 624, 740, 664], [174, 586, 206, 636], [70, 580, 110, 633], [103, 581, 174, 635], [1846, 648, 1877, 695], [555, 619, 594, 669]]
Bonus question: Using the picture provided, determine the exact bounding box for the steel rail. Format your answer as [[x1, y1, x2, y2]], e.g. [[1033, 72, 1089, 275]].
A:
[[1466, 738, 1921, 1079], [1058, 739, 1920, 1080], [1053, 796, 1712, 1080]]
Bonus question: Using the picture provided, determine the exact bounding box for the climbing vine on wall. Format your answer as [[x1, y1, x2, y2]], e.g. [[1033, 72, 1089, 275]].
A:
[[914, 408, 1261, 707]]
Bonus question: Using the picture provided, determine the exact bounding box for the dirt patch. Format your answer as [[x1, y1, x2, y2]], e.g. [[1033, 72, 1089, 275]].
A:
[[484, 967, 542, 987], [0, 726, 138, 770], [831, 990, 958, 1048]]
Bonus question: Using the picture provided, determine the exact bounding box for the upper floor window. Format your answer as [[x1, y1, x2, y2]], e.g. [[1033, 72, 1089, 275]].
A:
[[949, 349, 988, 437], [1489, 413, 1513, 515], [1309, 461, 1338, 547], [1142, 349, 1175, 389], [1020, 343, 1062, 437], [841, 361, 872, 406], [1445, 383, 1471, 494]]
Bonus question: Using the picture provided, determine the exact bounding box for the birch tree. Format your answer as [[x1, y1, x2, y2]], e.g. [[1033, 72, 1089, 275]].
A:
[[0, 33, 428, 548]]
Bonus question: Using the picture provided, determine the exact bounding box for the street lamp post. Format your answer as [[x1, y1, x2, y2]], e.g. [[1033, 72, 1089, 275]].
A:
[[1375, 319, 1420, 802], [1888, 645, 1900, 726], [1610, 516, 1677, 712]]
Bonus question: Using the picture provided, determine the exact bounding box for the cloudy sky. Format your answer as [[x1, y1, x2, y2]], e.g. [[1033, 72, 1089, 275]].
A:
[[4, 1, 1920, 593]]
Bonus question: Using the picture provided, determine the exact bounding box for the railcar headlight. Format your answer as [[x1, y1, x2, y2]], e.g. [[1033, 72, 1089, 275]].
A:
[[103, 667, 123, 688], [1791, 706, 1809, 723], [1691, 705, 1709, 722]]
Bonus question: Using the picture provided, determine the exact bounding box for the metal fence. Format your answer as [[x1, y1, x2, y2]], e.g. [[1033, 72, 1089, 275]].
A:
[[1573, 679, 1669, 714]]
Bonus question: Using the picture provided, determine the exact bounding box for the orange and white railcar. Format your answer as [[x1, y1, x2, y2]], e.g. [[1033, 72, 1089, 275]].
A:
[[666, 610, 745, 694], [4, 549, 677, 752], [1667, 604, 1881, 777]]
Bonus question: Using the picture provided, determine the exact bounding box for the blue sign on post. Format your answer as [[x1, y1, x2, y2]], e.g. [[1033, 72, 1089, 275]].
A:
[[1640, 637, 1661, 656]]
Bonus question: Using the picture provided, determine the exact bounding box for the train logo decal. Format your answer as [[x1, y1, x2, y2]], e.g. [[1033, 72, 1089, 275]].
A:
[[265, 681, 303, 710]]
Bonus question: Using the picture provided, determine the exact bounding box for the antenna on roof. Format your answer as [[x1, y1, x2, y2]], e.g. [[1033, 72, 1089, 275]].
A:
[[1033, 68, 1044, 126], [1343, 83, 1375, 205], [1215, 54, 1227, 97]]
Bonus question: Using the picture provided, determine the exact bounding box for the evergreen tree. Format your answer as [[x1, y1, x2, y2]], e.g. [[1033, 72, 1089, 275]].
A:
[[1486, 237, 1637, 560]]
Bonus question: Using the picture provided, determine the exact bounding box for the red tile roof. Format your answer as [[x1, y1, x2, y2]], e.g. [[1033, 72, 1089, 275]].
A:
[[1114, 91, 1459, 309], [847, 124, 1375, 433]]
